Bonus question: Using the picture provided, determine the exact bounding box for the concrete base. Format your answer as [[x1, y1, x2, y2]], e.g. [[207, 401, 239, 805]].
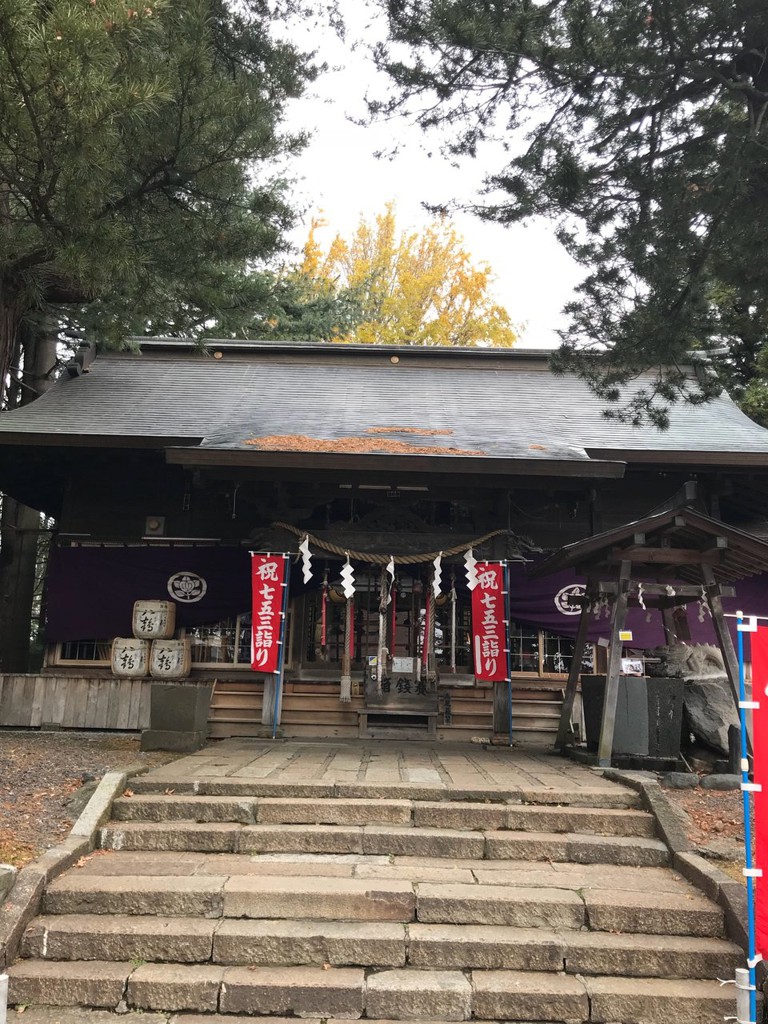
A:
[[140, 729, 208, 753]]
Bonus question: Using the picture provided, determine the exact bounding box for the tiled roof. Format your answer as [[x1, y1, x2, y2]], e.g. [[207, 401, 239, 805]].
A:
[[0, 340, 766, 467]]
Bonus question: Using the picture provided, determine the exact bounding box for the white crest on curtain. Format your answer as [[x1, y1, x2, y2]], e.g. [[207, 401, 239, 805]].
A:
[[464, 548, 478, 591], [299, 536, 313, 584], [386, 556, 395, 604], [432, 553, 443, 597], [340, 556, 356, 599]]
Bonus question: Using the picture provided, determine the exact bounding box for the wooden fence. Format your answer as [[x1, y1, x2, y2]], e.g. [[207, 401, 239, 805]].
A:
[[0, 675, 150, 731]]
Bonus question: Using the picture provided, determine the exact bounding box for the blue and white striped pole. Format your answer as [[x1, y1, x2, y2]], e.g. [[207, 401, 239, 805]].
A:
[[736, 612, 759, 1024]]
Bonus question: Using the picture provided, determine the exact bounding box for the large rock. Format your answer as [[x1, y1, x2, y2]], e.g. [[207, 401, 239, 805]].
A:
[[684, 678, 739, 755], [648, 644, 739, 755]]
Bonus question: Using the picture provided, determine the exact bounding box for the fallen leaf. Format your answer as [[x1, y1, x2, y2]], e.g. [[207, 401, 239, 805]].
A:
[[123, 789, 134, 798]]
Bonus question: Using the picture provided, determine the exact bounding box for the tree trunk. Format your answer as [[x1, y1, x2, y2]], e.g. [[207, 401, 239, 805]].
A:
[[0, 317, 57, 672]]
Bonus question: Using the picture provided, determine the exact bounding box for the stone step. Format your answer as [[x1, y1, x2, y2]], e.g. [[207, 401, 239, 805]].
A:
[[40, 873, 724, 935], [98, 820, 669, 866], [111, 794, 656, 837], [128, 776, 642, 809], [22, 914, 741, 978], [6, 961, 738, 1022]]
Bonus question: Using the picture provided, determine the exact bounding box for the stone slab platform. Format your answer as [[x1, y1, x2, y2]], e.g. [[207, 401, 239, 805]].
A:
[[133, 739, 637, 806]]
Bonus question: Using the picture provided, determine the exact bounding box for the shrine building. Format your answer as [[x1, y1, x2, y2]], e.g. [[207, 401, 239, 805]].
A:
[[1, 338, 768, 746]]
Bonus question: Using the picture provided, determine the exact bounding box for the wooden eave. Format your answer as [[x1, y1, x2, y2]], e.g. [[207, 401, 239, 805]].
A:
[[0, 432, 201, 449], [585, 447, 768, 468], [531, 507, 768, 584], [164, 446, 627, 479]]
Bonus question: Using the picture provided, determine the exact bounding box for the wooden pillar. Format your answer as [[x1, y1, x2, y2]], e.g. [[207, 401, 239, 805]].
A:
[[555, 587, 594, 751], [702, 564, 751, 753], [261, 677, 278, 726], [597, 560, 631, 767]]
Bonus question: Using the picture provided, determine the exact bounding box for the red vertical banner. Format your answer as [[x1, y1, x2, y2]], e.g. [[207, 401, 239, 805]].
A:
[[752, 625, 768, 956], [250, 554, 286, 673], [471, 562, 507, 682]]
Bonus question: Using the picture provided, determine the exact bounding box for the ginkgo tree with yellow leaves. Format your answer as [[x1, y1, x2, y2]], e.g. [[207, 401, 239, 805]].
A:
[[294, 205, 519, 348]]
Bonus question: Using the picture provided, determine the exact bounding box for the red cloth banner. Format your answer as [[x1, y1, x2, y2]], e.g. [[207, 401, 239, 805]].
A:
[[250, 554, 286, 672], [752, 625, 768, 956], [471, 562, 507, 681]]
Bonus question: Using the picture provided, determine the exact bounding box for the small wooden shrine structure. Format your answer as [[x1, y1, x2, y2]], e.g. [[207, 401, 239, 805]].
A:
[[532, 507, 768, 766]]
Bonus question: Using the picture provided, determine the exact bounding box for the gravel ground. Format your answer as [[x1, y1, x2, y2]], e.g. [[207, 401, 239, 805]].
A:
[[662, 782, 746, 882], [0, 731, 177, 867]]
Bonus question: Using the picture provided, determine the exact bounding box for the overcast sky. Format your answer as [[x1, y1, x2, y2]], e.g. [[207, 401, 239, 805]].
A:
[[282, 4, 583, 349]]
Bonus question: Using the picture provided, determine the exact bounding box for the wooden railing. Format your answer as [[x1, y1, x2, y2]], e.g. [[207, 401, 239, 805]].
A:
[[0, 674, 150, 731]]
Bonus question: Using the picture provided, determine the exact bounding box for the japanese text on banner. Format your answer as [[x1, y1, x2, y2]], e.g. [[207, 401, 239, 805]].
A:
[[471, 562, 508, 682], [250, 555, 286, 673]]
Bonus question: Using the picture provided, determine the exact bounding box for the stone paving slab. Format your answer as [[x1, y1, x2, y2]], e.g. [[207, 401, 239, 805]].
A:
[[222, 875, 416, 922], [471, 969, 589, 1022], [362, 825, 486, 859], [112, 796, 258, 824], [416, 882, 585, 929], [43, 875, 227, 918], [239, 823, 364, 854], [73, 851, 207, 876], [562, 930, 742, 979], [585, 887, 724, 937], [366, 969, 472, 1021], [507, 804, 656, 836], [408, 923, 564, 972], [354, 864, 477, 884], [584, 975, 737, 1024], [100, 822, 242, 853], [257, 797, 413, 825], [213, 919, 407, 967], [219, 965, 365, 1018], [128, 963, 224, 1013], [7, 960, 129, 1008], [472, 862, 696, 893], [23, 915, 216, 963]]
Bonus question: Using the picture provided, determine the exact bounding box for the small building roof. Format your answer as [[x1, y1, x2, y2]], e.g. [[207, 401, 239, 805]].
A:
[[0, 339, 766, 472], [530, 506, 768, 584]]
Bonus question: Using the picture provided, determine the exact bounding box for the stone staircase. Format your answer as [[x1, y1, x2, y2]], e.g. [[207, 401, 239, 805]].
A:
[[8, 776, 742, 1023]]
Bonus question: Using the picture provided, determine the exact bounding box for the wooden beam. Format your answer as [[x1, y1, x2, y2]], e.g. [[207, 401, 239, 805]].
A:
[[597, 581, 735, 599], [609, 546, 723, 565], [597, 560, 631, 768], [702, 563, 752, 755], [555, 583, 596, 751]]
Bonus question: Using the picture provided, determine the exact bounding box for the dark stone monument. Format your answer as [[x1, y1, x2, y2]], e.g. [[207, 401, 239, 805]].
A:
[[140, 681, 214, 752], [581, 675, 684, 759]]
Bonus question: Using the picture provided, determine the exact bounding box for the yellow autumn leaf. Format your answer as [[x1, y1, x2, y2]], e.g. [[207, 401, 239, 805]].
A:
[[297, 204, 520, 348]]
